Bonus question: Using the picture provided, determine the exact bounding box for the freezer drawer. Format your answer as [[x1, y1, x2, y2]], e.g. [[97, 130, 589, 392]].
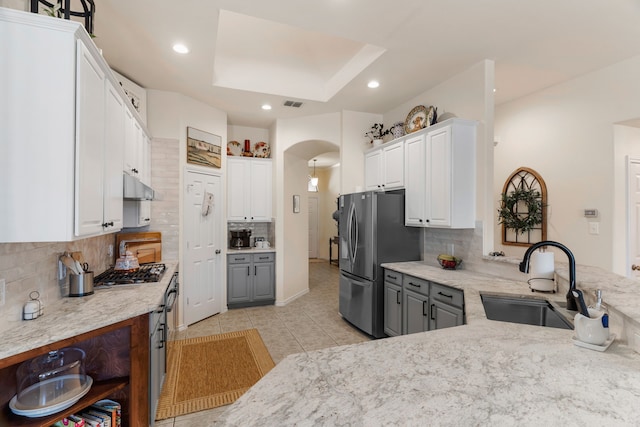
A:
[[339, 273, 373, 336]]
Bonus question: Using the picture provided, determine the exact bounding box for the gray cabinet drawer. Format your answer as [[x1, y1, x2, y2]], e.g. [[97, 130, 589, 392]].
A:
[[228, 254, 251, 264], [403, 275, 429, 296], [383, 269, 402, 286], [431, 283, 464, 308], [253, 253, 275, 263]]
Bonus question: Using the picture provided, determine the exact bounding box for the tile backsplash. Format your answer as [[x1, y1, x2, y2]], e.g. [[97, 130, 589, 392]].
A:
[[0, 234, 115, 333], [228, 222, 274, 248]]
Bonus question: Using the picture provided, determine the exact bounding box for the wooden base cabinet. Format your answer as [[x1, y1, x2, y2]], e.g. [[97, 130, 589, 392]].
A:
[[0, 316, 150, 427], [227, 253, 275, 308]]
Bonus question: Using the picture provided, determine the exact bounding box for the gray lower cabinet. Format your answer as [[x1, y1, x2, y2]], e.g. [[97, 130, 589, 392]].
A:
[[228, 252, 275, 308], [384, 268, 464, 336], [429, 282, 464, 330], [383, 270, 403, 336], [403, 275, 430, 335]]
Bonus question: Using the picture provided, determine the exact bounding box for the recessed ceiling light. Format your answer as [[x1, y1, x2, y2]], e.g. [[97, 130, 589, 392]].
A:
[[367, 80, 380, 89], [173, 43, 189, 54], [261, 104, 272, 110]]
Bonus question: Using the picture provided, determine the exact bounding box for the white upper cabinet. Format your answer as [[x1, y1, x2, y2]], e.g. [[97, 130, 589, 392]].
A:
[[228, 158, 272, 222], [364, 140, 405, 191], [103, 80, 125, 232], [404, 133, 427, 226], [0, 9, 135, 241], [404, 118, 477, 229], [75, 39, 107, 236], [124, 112, 151, 183]]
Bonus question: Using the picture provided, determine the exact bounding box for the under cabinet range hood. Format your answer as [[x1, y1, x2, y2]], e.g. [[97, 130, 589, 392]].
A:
[[123, 174, 155, 201]]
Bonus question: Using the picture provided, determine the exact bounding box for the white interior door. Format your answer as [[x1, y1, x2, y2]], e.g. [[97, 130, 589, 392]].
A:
[[628, 158, 640, 278], [309, 196, 319, 258], [184, 170, 223, 325]]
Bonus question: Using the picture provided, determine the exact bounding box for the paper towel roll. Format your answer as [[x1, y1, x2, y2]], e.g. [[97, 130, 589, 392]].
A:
[[529, 250, 555, 291]]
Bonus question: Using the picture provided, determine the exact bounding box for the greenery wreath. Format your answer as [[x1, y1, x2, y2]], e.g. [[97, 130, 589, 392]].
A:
[[498, 188, 543, 235]]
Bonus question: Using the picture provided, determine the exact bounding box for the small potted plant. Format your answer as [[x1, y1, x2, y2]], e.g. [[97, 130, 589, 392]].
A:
[[364, 123, 390, 147]]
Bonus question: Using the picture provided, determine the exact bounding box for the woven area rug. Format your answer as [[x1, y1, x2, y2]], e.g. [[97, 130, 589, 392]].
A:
[[155, 328, 275, 420]]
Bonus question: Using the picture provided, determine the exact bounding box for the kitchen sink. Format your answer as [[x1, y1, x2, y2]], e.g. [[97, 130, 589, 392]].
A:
[[480, 293, 573, 329]]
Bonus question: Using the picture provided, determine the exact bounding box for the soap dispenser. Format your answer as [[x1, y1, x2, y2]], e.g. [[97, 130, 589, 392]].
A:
[[589, 289, 609, 327]]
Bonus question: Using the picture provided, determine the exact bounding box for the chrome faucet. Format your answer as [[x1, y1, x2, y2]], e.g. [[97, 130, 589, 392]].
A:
[[519, 240, 578, 311]]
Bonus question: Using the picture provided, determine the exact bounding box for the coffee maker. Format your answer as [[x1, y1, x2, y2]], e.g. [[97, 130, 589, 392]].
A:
[[230, 230, 251, 248]]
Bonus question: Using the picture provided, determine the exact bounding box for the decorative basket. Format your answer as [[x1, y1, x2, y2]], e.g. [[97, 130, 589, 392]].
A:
[[437, 255, 462, 270]]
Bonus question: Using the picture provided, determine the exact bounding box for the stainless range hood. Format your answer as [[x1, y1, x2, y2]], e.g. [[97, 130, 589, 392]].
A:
[[123, 174, 155, 200]]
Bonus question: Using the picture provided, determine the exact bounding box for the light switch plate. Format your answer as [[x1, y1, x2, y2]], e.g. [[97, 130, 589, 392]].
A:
[[589, 222, 599, 235]]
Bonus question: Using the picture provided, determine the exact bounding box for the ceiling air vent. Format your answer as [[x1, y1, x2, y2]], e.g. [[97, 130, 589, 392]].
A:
[[284, 100, 303, 108]]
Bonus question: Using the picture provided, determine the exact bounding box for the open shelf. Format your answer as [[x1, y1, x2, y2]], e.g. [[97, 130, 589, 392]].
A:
[[1, 376, 128, 427]]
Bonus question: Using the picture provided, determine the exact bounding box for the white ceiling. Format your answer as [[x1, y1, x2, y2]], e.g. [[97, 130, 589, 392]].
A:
[[93, 0, 640, 130]]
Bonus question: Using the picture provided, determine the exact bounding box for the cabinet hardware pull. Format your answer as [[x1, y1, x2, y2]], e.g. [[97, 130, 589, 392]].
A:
[[430, 304, 436, 320], [247, 266, 250, 276], [438, 291, 453, 299], [254, 266, 257, 275], [388, 275, 397, 280], [215, 249, 221, 254], [396, 290, 401, 305], [419, 219, 423, 222], [422, 300, 427, 316], [633, 264, 640, 271], [158, 323, 166, 349], [408, 282, 420, 288], [426, 219, 430, 223], [259, 257, 268, 260], [235, 257, 244, 261]]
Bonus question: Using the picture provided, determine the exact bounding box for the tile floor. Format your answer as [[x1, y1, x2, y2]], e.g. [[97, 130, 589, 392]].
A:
[[156, 260, 371, 426]]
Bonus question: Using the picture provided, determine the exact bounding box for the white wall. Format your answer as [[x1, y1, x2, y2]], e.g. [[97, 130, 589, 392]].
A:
[[147, 89, 227, 328], [273, 113, 341, 304], [341, 110, 382, 194], [495, 54, 640, 273], [227, 125, 269, 147], [309, 165, 340, 260], [612, 124, 640, 274], [384, 60, 495, 258]]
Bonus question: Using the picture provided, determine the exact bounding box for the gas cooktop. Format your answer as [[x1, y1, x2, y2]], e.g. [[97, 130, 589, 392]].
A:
[[94, 263, 166, 287]]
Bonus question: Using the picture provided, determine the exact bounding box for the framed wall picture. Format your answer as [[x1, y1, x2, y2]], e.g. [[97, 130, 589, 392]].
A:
[[293, 195, 300, 213], [187, 127, 222, 168]]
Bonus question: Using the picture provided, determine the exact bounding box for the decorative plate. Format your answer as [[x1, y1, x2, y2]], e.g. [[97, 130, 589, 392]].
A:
[[252, 141, 271, 158], [404, 105, 428, 134], [227, 140, 242, 156], [426, 105, 437, 126]]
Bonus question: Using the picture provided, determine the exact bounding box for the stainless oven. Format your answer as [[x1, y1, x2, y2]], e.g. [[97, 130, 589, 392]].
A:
[[150, 270, 178, 424]]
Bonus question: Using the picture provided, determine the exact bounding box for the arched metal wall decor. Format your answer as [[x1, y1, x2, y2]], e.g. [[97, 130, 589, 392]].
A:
[[499, 167, 547, 246], [30, 0, 95, 35]]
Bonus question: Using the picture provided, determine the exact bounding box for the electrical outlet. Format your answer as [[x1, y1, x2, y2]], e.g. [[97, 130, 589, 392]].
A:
[[0, 279, 5, 306]]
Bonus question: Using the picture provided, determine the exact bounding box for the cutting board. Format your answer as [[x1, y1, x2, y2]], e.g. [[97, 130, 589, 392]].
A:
[[116, 231, 162, 264]]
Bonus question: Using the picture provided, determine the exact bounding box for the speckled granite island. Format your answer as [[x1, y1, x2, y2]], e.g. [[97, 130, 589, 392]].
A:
[[219, 262, 640, 425]]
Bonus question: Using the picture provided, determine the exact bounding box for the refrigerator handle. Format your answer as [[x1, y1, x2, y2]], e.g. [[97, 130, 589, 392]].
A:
[[347, 202, 356, 262], [352, 203, 359, 264]]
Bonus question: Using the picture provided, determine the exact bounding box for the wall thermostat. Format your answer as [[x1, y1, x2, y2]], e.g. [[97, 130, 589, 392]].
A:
[[584, 209, 598, 218]]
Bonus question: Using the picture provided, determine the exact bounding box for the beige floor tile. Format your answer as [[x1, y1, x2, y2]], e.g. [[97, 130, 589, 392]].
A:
[[168, 261, 372, 425]]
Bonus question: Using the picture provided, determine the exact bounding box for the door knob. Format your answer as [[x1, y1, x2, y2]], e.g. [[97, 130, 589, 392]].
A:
[[633, 264, 640, 271]]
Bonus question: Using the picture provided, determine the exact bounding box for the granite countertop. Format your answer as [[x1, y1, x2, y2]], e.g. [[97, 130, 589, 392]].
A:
[[227, 247, 276, 254], [0, 261, 178, 360], [219, 262, 640, 425]]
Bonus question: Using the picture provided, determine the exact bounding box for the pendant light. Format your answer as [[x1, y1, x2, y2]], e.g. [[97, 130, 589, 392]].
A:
[[310, 159, 319, 187]]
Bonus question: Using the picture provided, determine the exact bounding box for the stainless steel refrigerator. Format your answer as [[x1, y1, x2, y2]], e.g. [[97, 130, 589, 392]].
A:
[[338, 190, 421, 338]]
